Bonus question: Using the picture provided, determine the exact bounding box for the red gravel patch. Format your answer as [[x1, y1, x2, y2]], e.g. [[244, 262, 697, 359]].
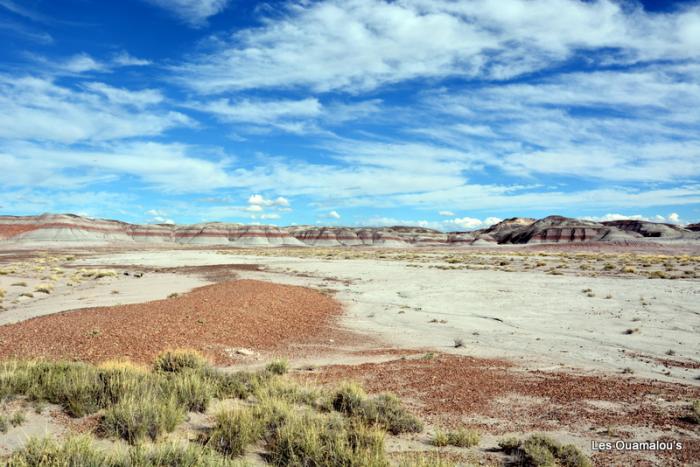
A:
[[305, 354, 700, 431], [0, 279, 356, 364]]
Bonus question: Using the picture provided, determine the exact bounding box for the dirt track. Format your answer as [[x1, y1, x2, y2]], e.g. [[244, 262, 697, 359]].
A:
[[0, 279, 356, 364]]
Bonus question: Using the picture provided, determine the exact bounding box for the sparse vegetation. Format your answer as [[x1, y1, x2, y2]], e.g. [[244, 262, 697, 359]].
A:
[[153, 348, 210, 373], [7, 435, 240, 466], [689, 400, 700, 424], [33, 284, 53, 294], [206, 407, 262, 457], [432, 428, 480, 448], [453, 338, 465, 348], [330, 383, 423, 435], [499, 434, 592, 467], [266, 359, 289, 375], [431, 430, 449, 447], [10, 411, 26, 427], [0, 353, 425, 464]]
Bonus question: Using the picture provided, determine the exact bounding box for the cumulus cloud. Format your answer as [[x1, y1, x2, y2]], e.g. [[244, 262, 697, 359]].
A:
[[143, 0, 229, 28], [442, 216, 503, 231], [248, 194, 291, 207], [327, 210, 341, 219]]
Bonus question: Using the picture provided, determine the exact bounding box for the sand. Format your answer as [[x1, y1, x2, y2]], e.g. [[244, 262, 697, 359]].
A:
[[74, 249, 700, 384], [2, 246, 699, 465]]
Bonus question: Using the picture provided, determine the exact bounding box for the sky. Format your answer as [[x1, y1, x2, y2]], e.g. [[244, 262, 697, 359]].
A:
[[0, 0, 699, 231]]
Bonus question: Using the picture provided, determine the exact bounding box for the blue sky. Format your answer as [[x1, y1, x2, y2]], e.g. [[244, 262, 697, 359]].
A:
[[1, 0, 699, 230]]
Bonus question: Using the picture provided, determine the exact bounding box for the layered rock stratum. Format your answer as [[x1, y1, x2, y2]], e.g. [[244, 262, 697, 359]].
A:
[[1, 213, 698, 247]]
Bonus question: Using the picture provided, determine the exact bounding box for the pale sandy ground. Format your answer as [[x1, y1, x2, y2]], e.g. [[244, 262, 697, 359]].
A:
[[0, 270, 211, 326], [74, 249, 700, 384]]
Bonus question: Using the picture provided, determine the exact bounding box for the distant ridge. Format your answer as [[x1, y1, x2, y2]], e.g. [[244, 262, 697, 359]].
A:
[[1, 213, 698, 247]]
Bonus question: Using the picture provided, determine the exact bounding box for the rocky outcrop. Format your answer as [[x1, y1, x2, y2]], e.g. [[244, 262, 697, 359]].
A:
[[474, 217, 536, 243], [1, 213, 698, 247], [0, 214, 304, 247], [602, 220, 700, 240], [495, 216, 637, 244], [288, 226, 447, 247], [687, 223, 700, 232]]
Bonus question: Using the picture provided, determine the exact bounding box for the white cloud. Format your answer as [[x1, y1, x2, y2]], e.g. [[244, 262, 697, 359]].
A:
[[151, 216, 175, 225], [0, 75, 191, 143], [248, 194, 291, 207], [187, 98, 321, 128], [248, 194, 266, 206], [0, 141, 233, 193], [144, 0, 229, 28], [273, 197, 290, 207], [448, 217, 483, 229], [83, 83, 163, 107], [357, 215, 502, 231], [174, 0, 700, 94], [422, 64, 700, 183], [582, 212, 686, 225], [326, 210, 341, 219], [438, 210, 454, 217], [58, 53, 106, 73], [111, 52, 152, 67]]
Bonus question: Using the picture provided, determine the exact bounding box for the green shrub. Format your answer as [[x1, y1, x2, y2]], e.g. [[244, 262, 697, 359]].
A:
[[265, 359, 289, 375], [10, 411, 26, 427], [7, 436, 110, 467], [357, 393, 423, 435], [0, 414, 8, 433], [167, 370, 215, 412], [255, 378, 321, 406], [206, 408, 262, 458], [266, 411, 388, 467], [128, 441, 239, 467], [8, 437, 247, 467], [502, 435, 591, 467], [332, 382, 367, 415], [101, 393, 184, 444], [446, 428, 480, 448], [153, 349, 210, 373], [330, 383, 422, 434], [205, 368, 271, 399], [31, 361, 103, 417], [431, 430, 449, 447], [254, 398, 294, 440]]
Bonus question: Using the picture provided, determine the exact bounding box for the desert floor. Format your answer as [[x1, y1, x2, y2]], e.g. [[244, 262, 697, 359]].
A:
[[0, 245, 698, 465]]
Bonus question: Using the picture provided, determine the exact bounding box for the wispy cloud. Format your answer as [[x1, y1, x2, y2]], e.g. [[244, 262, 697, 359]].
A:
[[0, 19, 53, 43], [0, 141, 233, 193], [143, 0, 229, 28], [173, 0, 700, 94], [0, 75, 190, 143]]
